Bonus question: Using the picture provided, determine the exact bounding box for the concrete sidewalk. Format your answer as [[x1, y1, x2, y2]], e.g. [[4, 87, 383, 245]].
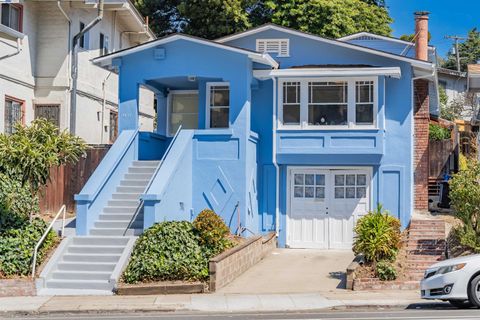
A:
[[0, 290, 425, 314]]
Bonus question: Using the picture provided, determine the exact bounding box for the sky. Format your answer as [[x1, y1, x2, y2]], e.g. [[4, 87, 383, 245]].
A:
[[387, 0, 480, 59]]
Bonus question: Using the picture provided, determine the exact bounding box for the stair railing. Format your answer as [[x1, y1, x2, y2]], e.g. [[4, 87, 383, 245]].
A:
[[124, 125, 183, 234], [31, 204, 66, 278]]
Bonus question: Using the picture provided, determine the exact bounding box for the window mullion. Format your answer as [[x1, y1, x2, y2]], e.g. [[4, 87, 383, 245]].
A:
[[347, 80, 355, 128], [300, 81, 308, 128]]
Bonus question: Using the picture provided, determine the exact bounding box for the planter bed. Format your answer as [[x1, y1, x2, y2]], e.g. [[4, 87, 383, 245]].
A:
[[116, 281, 207, 295]]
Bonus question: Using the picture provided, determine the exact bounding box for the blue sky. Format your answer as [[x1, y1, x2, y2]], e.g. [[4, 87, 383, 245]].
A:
[[388, 0, 480, 59]]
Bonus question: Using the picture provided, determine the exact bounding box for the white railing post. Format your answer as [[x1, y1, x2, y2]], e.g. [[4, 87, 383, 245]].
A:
[[31, 205, 66, 278]]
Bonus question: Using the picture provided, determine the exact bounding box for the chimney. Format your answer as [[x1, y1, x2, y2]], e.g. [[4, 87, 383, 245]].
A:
[[414, 11, 429, 61]]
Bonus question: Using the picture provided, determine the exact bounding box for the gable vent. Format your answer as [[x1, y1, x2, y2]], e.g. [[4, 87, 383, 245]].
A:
[[256, 39, 289, 57]]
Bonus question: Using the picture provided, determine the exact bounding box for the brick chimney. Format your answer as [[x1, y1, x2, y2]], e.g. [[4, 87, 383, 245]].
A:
[[413, 11, 430, 212]]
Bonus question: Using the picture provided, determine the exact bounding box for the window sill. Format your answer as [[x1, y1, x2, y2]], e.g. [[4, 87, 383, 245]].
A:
[[277, 125, 379, 131], [0, 24, 25, 39]]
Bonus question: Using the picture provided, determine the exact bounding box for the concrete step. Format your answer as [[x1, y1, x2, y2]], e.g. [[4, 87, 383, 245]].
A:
[[107, 200, 139, 207], [120, 179, 150, 187], [124, 173, 153, 180], [116, 186, 146, 193], [111, 193, 141, 200], [128, 167, 156, 174], [98, 213, 144, 221], [57, 262, 116, 272], [62, 254, 121, 263], [103, 206, 137, 214], [71, 237, 129, 246], [67, 245, 126, 255], [45, 279, 112, 290], [94, 220, 142, 229], [132, 161, 160, 167], [51, 271, 112, 281], [90, 228, 142, 236]]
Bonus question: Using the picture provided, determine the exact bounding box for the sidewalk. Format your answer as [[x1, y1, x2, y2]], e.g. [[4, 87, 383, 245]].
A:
[[0, 290, 426, 314]]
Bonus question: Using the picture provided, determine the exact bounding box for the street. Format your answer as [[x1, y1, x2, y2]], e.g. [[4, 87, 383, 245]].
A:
[[3, 305, 480, 320]]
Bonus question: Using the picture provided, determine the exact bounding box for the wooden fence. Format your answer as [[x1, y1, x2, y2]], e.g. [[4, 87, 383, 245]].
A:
[[429, 139, 455, 179], [39, 145, 111, 214]]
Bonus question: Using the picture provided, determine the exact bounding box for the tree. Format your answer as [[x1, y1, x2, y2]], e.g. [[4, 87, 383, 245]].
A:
[[0, 119, 87, 220], [440, 90, 477, 121], [133, 0, 182, 37], [266, 0, 392, 39], [399, 32, 432, 43], [443, 28, 480, 72]]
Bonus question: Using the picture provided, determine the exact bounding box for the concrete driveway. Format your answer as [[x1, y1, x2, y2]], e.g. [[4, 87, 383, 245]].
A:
[[218, 248, 354, 294]]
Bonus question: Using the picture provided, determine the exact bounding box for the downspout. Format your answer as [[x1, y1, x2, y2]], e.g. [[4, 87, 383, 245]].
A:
[[270, 76, 280, 237], [101, 72, 112, 143], [0, 38, 21, 60], [70, 0, 104, 135], [57, 0, 71, 131]]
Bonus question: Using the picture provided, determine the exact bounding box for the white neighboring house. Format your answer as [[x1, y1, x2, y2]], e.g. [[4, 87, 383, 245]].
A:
[[437, 67, 467, 103], [0, 0, 156, 144]]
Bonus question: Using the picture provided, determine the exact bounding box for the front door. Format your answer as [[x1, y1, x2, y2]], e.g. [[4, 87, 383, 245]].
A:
[[168, 91, 199, 135], [287, 168, 371, 249]]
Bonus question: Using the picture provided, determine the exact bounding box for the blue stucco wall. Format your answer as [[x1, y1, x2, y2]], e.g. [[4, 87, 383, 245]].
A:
[[225, 28, 414, 245]]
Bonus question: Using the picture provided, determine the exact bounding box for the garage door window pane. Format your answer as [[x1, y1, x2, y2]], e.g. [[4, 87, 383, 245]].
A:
[[356, 187, 366, 198], [335, 175, 344, 186], [305, 187, 314, 198], [294, 174, 304, 185], [334, 187, 344, 198], [305, 174, 314, 185], [315, 174, 325, 185], [294, 186, 303, 198], [346, 174, 356, 186], [357, 174, 366, 186], [315, 187, 325, 199], [346, 187, 356, 199]]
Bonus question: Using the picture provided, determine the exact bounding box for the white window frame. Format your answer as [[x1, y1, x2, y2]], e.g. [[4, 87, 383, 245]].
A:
[[166, 89, 199, 137], [278, 77, 378, 130], [256, 39, 290, 57], [205, 82, 230, 129]]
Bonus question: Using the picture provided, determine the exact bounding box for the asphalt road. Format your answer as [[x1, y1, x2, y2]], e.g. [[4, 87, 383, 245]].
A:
[[4, 307, 480, 320]]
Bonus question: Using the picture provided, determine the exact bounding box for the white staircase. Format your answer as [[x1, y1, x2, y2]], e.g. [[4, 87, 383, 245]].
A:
[[37, 160, 160, 295]]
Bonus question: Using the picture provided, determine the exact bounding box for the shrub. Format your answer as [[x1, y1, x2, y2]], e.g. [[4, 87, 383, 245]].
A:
[[353, 204, 401, 263], [193, 209, 233, 258], [0, 215, 57, 277], [459, 153, 468, 171], [0, 173, 39, 224], [376, 260, 397, 281], [429, 123, 451, 141], [123, 221, 208, 284]]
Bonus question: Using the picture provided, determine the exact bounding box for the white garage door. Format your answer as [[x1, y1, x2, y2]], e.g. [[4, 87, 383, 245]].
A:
[[287, 168, 371, 249]]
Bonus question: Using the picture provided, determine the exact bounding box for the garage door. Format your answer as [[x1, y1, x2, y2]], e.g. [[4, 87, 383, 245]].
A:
[[287, 168, 371, 249]]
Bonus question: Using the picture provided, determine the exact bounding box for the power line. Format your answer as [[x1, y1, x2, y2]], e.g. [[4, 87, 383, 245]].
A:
[[445, 35, 466, 72]]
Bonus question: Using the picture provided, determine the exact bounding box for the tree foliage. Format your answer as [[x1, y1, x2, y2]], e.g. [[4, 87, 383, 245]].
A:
[[135, 0, 392, 39], [443, 28, 480, 72]]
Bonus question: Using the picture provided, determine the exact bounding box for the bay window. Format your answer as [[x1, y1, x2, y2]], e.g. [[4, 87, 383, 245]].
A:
[[280, 78, 377, 128]]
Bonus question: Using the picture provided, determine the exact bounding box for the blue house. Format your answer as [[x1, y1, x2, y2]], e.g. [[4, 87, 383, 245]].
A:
[[71, 23, 435, 250]]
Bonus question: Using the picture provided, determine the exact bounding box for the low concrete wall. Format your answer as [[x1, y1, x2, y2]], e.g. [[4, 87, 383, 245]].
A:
[[209, 232, 276, 292], [0, 279, 36, 297]]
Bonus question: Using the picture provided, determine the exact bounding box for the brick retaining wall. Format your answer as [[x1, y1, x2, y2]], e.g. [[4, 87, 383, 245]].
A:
[[209, 232, 276, 292], [353, 278, 419, 291], [0, 279, 36, 297]]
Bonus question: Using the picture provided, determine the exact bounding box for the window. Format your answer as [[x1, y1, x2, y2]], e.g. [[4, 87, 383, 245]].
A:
[[1, 4, 22, 32], [293, 173, 325, 199], [282, 82, 301, 125], [35, 105, 60, 127], [280, 78, 377, 128], [308, 82, 348, 126], [109, 111, 118, 143], [99, 33, 109, 55], [4, 96, 23, 134], [256, 39, 289, 57], [206, 83, 229, 128], [79, 22, 89, 49], [334, 174, 367, 199]]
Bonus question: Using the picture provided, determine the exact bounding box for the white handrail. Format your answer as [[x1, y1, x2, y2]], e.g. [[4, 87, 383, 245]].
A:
[[31, 204, 66, 278]]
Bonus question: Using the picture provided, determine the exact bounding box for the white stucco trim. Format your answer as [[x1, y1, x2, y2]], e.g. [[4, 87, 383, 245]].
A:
[[216, 24, 434, 70], [93, 34, 279, 69], [254, 67, 401, 79], [0, 24, 25, 39]]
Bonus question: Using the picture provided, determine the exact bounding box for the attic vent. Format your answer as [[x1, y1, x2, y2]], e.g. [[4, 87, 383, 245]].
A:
[[256, 39, 289, 57], [356, 36, 378, 41]]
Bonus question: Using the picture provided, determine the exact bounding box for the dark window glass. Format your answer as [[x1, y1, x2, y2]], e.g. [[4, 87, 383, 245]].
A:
[[35, 105, 60, 126], [4, 98, 22, 134]]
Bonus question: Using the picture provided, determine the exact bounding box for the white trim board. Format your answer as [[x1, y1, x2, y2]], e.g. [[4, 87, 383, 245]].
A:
[[93, 34, 279, 69], [216, 24, 434, 71], [253, 67, 401, 79], [338, 32, 435, 51]]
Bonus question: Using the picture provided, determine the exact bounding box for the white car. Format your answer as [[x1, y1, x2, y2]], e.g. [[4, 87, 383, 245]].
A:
[[421, 254, 480, 308]]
